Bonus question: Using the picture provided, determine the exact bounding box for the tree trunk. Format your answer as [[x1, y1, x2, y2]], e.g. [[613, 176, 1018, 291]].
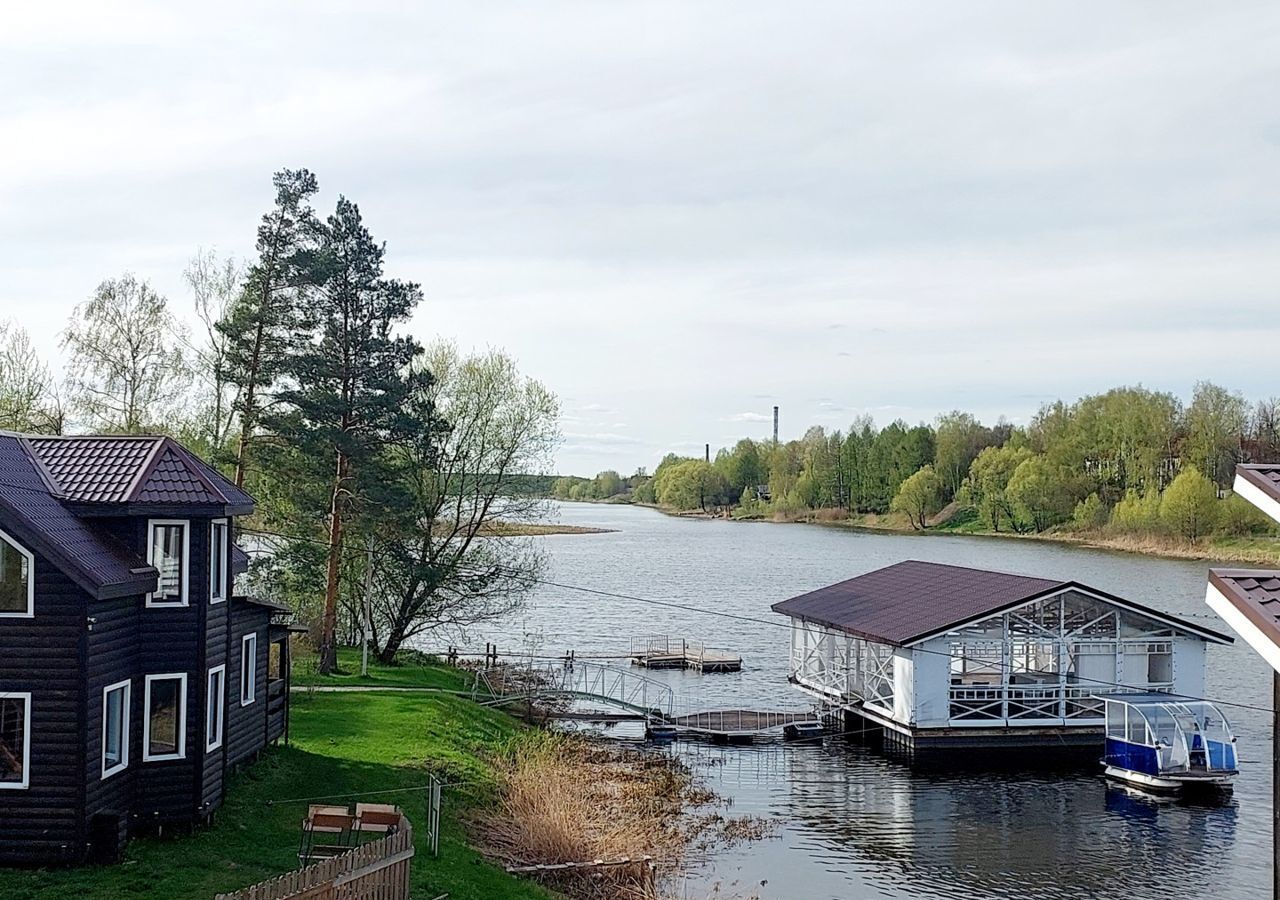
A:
[[232, 317, 266, 488], [317, 450, 348, 674]]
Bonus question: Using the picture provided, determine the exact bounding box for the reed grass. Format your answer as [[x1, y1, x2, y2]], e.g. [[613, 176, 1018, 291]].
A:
[[473, 733, 705, 899]]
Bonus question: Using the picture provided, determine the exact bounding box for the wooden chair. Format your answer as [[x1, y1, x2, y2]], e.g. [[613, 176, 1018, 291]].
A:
[[353, 803, 402, 842], [299, 807, 356, 864]]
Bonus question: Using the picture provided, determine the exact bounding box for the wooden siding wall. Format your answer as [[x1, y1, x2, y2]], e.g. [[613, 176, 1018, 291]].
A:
[[1, 514, 283, 866], [0, 553, 88, 864], [201, 520, 229, 817], [83, 593, 141, 855], [227, 604, 271, 767]]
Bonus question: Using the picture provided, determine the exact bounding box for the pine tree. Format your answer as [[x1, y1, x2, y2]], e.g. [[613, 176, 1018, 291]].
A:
[[271, 196, 427, 673], [220, 169, 319, 487]]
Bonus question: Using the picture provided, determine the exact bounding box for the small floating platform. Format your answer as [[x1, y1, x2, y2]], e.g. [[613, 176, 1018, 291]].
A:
[[630, 635, 742, 673], [669, 710, 818, 740]]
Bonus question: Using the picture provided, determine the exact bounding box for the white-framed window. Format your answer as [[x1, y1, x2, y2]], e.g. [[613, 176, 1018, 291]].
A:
[[143, 674, 187, 762], [0, 527, 34, 618], [0, 692, 31, 789], [241, 634, 257, 706], [147, 520, 189, 607], [206, 665, 226, 752], [209, 519, 228, 604], [101, 679, 131, 779]]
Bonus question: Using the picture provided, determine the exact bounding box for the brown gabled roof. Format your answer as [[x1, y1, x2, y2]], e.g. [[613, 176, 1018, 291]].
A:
[[773, 559, 1232, 646], [772, 560, 1064, 645], [22, 435, 254, 514], [1208, 568, 1280, 651], [0, 435, 156, 599]]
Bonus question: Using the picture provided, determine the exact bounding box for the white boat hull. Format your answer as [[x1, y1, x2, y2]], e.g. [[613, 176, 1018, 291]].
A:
[[1104, 765, 1235, 792]]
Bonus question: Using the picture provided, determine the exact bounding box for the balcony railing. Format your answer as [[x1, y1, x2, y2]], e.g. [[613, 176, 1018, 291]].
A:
[[949, 684, 1105, 723]]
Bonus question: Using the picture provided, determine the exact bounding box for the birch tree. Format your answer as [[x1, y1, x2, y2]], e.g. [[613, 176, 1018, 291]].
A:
[[61, 275, 188, 433]]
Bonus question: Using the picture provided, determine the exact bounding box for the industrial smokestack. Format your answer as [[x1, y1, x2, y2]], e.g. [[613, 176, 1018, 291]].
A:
[[773, 406, 779, 444], [705, 443, 710, 463]]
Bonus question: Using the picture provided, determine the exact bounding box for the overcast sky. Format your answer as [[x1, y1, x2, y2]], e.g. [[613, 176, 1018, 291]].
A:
[[3, 2, 1278, 475]]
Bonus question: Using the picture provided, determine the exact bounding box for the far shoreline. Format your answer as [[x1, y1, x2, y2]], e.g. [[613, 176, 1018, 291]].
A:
[[549, 498, 1280, 565]]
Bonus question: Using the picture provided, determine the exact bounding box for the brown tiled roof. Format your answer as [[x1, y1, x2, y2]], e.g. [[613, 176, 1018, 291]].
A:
[[772, 560, 1065, 645], [25, 436, 157, 502], [1208, 568, 1280, 650], [773, 559, 1232, 646], [22, 435, 254, 513], [0, 435, 155, 599], [1237, 464, 1280, 505]]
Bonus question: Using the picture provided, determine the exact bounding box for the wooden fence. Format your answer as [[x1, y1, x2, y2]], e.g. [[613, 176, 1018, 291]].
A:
[[214, 816, 415, 900]]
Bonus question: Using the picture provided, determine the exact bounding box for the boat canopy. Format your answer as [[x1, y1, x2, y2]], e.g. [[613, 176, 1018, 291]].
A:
[[1097, 693, 1238, 777]]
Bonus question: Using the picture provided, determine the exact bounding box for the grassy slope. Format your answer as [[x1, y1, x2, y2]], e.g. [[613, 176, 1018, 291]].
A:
[[0, 675, 550, 900], [291, 647, 478, 691]]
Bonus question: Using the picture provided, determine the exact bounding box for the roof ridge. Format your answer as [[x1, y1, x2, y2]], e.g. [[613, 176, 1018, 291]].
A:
[[890, 558, 1064, 583], [121, 437, 168, 501], [158, 439, 230, 503], [15, 436, 67, 499]]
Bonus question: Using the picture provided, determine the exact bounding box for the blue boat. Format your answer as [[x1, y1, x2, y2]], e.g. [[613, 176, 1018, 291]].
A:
[[1099, 693, 1239, 792]]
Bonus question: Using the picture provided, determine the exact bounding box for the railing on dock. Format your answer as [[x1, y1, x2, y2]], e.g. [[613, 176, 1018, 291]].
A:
[[629, 635, 742, 672], [949, 685, 1105, 723]]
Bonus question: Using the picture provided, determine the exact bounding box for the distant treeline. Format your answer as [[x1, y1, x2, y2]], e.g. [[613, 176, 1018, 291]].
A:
[[557, 383, 1280, 543]]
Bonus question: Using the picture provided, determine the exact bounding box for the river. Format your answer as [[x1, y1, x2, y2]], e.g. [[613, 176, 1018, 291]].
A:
[[463, 502, 1271, 900]]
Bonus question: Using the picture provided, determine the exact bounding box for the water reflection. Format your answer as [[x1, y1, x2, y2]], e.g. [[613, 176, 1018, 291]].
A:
[[459, 502, 1270, 900], [684, 741, 1239, 900]]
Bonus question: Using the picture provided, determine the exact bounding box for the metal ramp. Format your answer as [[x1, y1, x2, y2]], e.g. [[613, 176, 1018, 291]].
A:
[[477, 662, 821, 741], [478, 660, 675, 721]]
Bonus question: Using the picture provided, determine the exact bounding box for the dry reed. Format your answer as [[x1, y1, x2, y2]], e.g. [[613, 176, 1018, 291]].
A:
[[472, 733, 764, 899]]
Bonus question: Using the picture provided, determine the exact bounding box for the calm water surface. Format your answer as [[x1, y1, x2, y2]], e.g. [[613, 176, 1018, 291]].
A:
[[459, 503, 1270, 900]]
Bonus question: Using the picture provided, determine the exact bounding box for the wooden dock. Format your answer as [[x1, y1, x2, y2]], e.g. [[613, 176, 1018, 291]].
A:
[[667, 709, 818, 737], [630, 635, 742, 673]]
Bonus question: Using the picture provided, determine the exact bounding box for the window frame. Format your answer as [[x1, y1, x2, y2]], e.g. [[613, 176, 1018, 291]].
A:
[[101, 678, 131, 780], [146, 519, 190, 608], [0, 691, 31, 790], [206, 665, 226, 752], [241, 633, 258, 706], [209, 519, 229, 605], [0, 526, 35, 619], [142, 673, 187, 762]]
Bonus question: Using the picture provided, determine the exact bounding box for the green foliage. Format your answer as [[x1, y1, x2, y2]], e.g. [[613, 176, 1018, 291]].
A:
[[1159, 467, 1220, 540], [654, 458, 730, 510], [1185, 381, 1247, 489], [1217, 492, 1276, 537], [891, 464, 943, 530], [1071, 492, 1108, 530], [934, 410, 998, 500], [1111, 487, 1163, 532], [1006, 455, 1076, 532], [963, 444, 1033, 532]]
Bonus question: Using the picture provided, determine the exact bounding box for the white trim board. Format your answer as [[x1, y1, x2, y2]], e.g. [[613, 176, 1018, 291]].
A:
[[0, 525, 35, 618], [1234, 473, 1280, 527], [1206, 582, 1280, 675], [101, 678, 131, 780], [0, 691, 32, 790], [142, 673, 187, 762]]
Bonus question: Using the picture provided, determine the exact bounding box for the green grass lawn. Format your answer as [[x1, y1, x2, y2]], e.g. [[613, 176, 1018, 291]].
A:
[[291, 646, 479, 692], [0, 681, 552, 900]]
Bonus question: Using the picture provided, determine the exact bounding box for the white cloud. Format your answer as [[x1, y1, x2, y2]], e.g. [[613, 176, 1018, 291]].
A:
[[2, 1, 1277, 477]]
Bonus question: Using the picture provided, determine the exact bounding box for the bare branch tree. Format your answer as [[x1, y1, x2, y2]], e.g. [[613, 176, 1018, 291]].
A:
[[371, 343, 561, 661], [61, 274, 191, 433], [184, 248, 245, 451], [0, 321, 63, 433]]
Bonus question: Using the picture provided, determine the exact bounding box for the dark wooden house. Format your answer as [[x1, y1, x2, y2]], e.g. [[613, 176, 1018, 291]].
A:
[[0, 433, 293, 866]]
